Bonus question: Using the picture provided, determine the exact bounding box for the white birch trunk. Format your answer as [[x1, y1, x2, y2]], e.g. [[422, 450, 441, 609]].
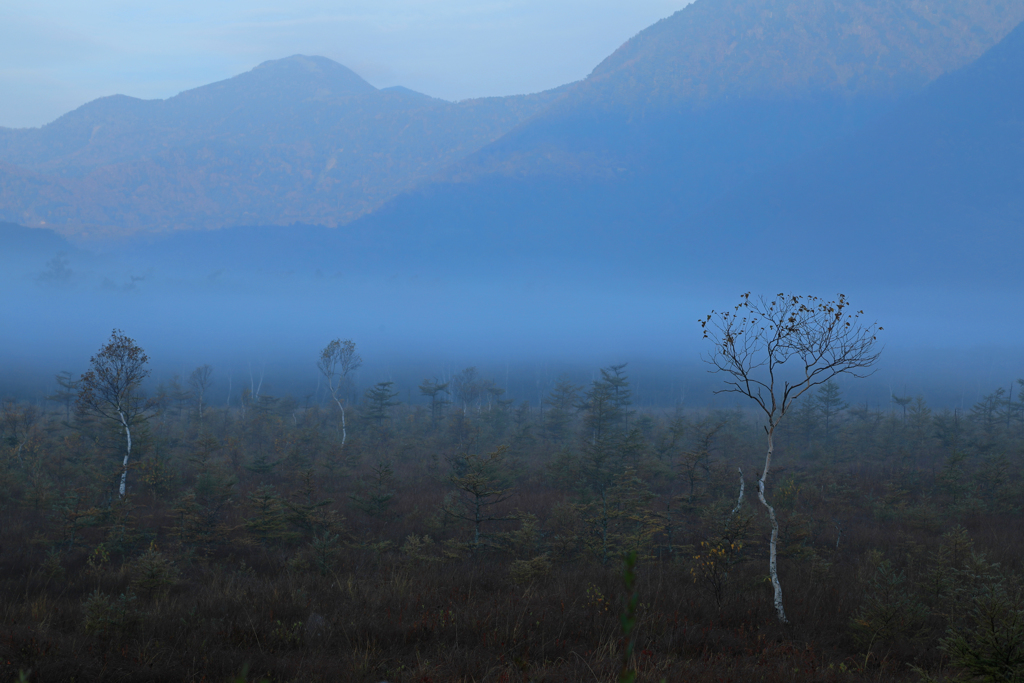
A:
[[118, 409, 132, 498], [15, 436, 28, 464], [731, 467, 745, 516], [332, 396, 347, 447], [759, 430, 788, 623]]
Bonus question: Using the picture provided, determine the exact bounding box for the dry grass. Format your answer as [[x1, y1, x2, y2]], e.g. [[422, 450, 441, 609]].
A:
[[0, 391, 1021, 682]]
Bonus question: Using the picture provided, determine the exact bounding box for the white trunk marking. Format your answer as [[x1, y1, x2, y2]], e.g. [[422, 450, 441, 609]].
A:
[[731, 467, 745, 516], [759, 432, 788, 624], [118, 409, 131, 498], [332, 396, 347, 447]]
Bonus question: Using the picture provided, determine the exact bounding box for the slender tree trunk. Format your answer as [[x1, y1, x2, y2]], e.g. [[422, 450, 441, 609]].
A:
[[332, 397, 347, 447], [759, 429, 788, 623], [731, 467, 745, 515], [14, 436, 29, 464], [340, 403, 347, 447], [118, 410, 132, 498]]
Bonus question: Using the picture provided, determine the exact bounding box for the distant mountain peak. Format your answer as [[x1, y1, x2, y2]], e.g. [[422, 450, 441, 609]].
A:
[[253, 54, 346, 73], [0, 52, 563, 233], [250, 54, 376, 91], [174, 54, 377, 104], [583, 0, 1024, 105]]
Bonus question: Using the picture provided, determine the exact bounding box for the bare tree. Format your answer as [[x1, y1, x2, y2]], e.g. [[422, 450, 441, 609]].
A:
[[700, 292, 881, 623], [317, 339, 362, 447], [188, 365, 214, 432], [77, 330, 151, 498]]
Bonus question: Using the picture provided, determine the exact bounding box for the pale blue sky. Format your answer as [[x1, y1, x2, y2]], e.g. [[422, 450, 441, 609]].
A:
[[0, 0, 689, 128]]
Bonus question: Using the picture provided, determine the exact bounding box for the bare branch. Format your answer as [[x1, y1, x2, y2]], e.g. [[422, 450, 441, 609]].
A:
[[700, 293, 882, 624]]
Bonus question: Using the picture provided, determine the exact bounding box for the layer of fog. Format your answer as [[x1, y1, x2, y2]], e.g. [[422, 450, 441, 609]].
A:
[[2, 233, 1020, 412]]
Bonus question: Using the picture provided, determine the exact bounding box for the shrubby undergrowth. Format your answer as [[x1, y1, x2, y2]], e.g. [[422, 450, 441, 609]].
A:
[[1, 368, 1023, 682]]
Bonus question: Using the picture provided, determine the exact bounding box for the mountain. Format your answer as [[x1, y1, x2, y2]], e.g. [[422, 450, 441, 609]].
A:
[[445, 0, 1024, 180], [95, 12, 1024, 294], [338, 0, 1024, 275], [3, 1, 1023, 375], [3, 1, 1022, 237], [691, 15, 1024, 287], [577, 0, 1019, 103], [0, 55, 569, 234]]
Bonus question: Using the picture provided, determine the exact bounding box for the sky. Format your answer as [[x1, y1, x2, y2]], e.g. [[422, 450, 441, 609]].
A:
[[0, 0, 688, 129]]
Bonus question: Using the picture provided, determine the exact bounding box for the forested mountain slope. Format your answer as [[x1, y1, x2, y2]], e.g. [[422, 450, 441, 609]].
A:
[[693, 16, 1024, 288], [339, 0, 1024, 284], [452, 0, 1024, 180], [0, 56, 568, 233], [2, 0, 1022, 237]]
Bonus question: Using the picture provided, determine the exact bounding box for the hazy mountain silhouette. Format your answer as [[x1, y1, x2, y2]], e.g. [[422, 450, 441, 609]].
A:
[[3, 1, 1023, 237], [0, 56, 569, 233], [337, 0, 1024, 280], [692, 15, 1024, 287], [440, 0, 1022, 180], [102, 10, 1024, 294]]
